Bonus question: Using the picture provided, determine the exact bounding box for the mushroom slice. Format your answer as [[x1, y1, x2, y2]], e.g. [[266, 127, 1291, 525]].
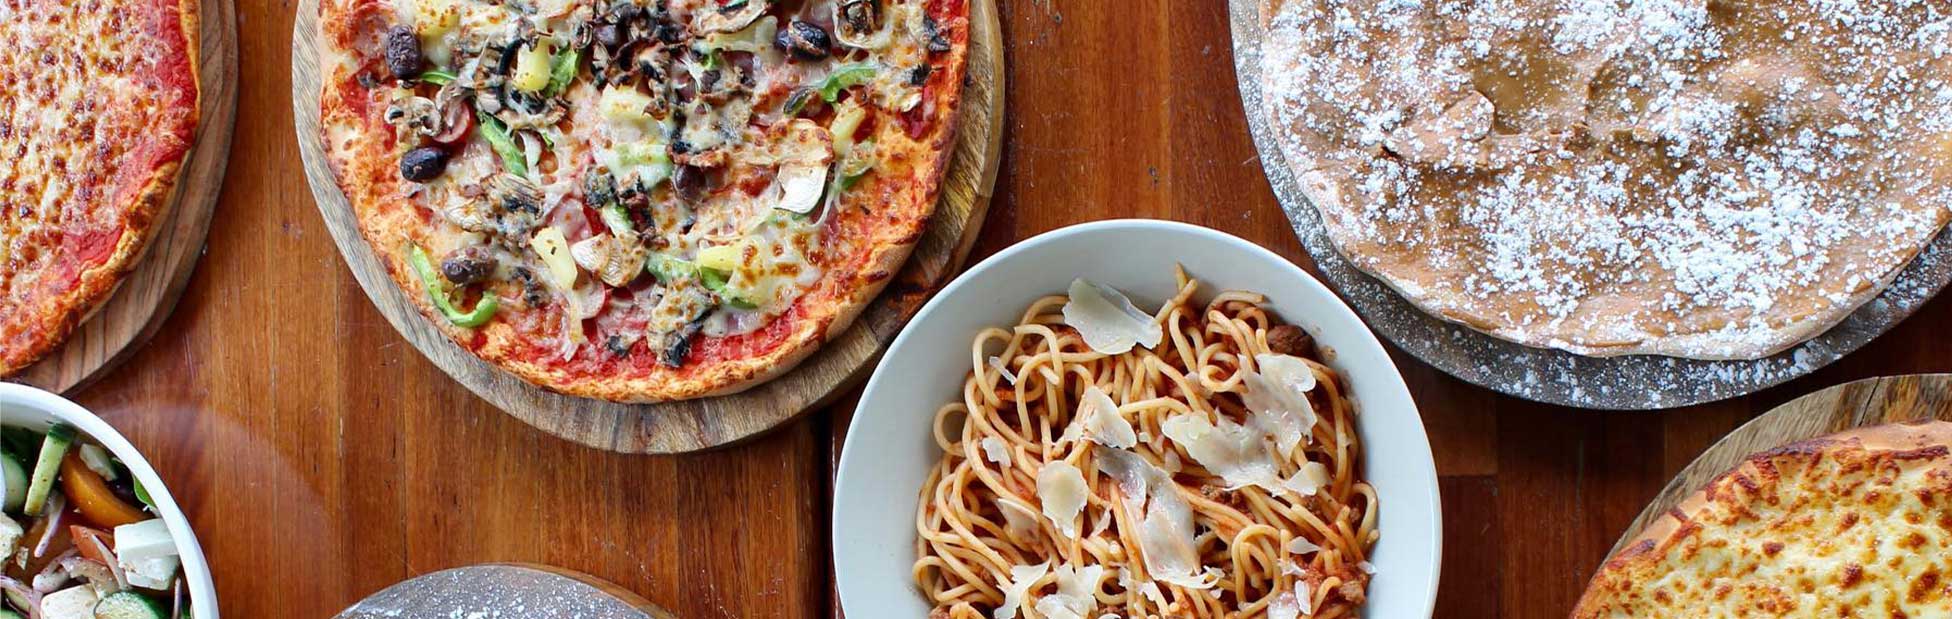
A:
[[570, 233, 649, 288], [695, 0, 770, 34], [833, 0, 891, 49], [773, 119, 835, 214]]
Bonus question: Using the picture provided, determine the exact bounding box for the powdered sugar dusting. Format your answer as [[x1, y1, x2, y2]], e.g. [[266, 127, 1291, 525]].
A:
[[1252, 0, 1952, 360], [1230, 0, 1952, 409]]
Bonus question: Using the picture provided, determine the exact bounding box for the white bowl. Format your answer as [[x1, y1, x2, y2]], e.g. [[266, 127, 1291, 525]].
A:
[[833, 219, 1441, 618], [0, 383, 218, 619]]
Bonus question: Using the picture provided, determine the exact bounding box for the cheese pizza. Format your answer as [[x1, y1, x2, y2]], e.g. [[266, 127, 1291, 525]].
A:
[[317, 0, 969, 401], [1575, 421, 1952, 618], [0, 0, 203, 375]]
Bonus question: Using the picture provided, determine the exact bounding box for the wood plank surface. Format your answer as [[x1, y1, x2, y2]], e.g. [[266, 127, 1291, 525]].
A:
[[49, 1, 1952, 618]]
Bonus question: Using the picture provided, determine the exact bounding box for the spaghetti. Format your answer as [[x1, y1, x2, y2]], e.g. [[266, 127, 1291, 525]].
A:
[[913, 270, 1378, 619]]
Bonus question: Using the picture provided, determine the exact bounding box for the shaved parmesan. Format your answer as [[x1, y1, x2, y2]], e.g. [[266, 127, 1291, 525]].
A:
[[995, 561, 1051, 619], [1297, 582, 1316, 616], [1061, 279, 1162, 355], [1244, 354, 1320, 457], [1357, 561, 1377, 575], [1287, 536, 1322, 556], [1100, 450, 1215, 590], [1270, 592, 1302, 619], [1282, 461, 1331, 498], [1037, 461, 1088, 539], [980, 437, 1011, 466], [1161, 414, 1282, 491], [1139, 582, 1169, 608], [1034, 564, 1104, 619], [996, 497, 1042, 539], [1078, 386, 1137, 449]]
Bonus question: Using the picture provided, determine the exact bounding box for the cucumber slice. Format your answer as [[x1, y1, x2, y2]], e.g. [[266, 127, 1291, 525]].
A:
[[0, 609, 22, 619], [0, 450, 24, 512], [24, 424, 75, 516], [93, 591, 168, 619]]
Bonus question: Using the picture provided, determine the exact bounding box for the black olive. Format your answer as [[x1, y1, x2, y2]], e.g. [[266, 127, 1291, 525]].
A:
[[672, 164, 709, 203], [511, 267, 549, 307], [399, 146, 449, 182], [774, 20, 831, 60], [604, 334, 635, 357], [907, 64, 932, 86], [384, 25, 425, 79], [440, 247, 497, 285], [595, 23, 624, 48]]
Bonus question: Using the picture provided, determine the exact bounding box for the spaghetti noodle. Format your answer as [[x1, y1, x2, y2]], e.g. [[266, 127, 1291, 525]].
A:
[[913, 270, 1378, 619]]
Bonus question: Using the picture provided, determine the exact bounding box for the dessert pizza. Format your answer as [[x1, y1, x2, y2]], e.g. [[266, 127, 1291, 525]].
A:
[[1575, 422, 1952, 617], [317, 0, 970, 401], [0, 0, 203, 375], [1256, 0, 1952, 359]]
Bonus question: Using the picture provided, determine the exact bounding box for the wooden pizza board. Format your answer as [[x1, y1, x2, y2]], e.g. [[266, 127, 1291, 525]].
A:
[[292, 1, 1004, 453], [10, 0, 239, 394], [1606, 373, 1952, 557], [334, 563, 676, 619]]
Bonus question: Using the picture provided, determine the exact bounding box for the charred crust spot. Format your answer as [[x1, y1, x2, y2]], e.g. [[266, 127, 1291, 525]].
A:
[[1841, 564, 1864, 588]]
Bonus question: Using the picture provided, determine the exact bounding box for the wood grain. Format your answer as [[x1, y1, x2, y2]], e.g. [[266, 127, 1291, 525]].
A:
[[50, 1, 1952, 618], [10, 0, 238, 394], [1605, 374, 1952, 558], [291, 0, 1004, 454]]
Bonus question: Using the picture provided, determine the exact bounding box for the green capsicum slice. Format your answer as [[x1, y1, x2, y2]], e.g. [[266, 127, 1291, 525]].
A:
[[418, 69, 459, 85], [476, 110, 528, 177], [818, 63, 877, 103], [543, 49, 581, 97], [409, 244, 501, 327]]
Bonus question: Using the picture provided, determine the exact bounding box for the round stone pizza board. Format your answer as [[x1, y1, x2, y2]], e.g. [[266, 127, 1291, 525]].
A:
[[9, 0, 239, 394], [1227, 0, 1952, 410], [334, 564, 676, 619], [1605, 374, 1952, 558], [292, 0, 1004, 453]]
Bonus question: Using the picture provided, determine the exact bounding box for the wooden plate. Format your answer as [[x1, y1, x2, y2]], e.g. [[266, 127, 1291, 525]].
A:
[[1606, 374, 1952, 557], [10, 0, 239, 393], [292, 2, 1004, 453]]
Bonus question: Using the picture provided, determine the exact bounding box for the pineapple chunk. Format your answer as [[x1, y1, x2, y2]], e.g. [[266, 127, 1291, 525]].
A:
[[696, 244, 743, 272], [510, 42, 553, 92], [530, 228, 580, 289], [598, 86, 657, 123]]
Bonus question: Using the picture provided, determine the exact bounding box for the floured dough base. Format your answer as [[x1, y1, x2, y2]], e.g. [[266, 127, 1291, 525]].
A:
[[1256, 0, 1952, 360]]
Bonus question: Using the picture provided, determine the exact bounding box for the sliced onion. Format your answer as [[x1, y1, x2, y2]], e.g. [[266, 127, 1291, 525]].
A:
[[85, 536, 125, 590], [32, 493, 65, 558], [0, 576, 41, 619]]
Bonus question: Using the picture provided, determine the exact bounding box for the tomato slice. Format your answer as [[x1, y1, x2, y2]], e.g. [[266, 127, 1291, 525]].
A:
[[59, 451, 147, 529]]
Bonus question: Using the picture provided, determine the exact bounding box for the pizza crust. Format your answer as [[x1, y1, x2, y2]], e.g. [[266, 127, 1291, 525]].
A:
[[317, 0, 971, 402], [1574, 421, 1952, 617]]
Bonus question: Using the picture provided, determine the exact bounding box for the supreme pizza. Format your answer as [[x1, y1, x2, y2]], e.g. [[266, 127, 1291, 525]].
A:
[[1575, 421, 1952, 618], [317, 0, 969, 401], [0, 0, 203, 375]]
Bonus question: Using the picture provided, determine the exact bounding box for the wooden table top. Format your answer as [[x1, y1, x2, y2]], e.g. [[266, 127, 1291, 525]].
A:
[[65, 1, 1952, 618]]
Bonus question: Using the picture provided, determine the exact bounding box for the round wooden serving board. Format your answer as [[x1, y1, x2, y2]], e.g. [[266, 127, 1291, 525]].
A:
[[9, 0, 239, 394], [1607, 373, 1952, 557], [292, 1, 1004, 453]]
